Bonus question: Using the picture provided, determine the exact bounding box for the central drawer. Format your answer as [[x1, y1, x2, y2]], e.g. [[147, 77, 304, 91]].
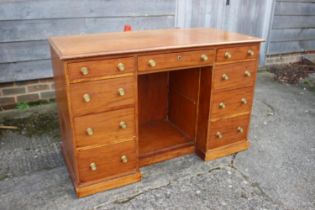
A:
[[74, 107, 135, 148], [77, 140, 137, 183], [138, 50, 215, 72], [69, 76, 135, 116]]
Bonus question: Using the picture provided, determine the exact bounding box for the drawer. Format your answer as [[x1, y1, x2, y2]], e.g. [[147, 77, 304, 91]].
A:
[[216, 45, 258, 63], [77, 140, 137, 183], [70, 76, 135, 116], [208, 115, 249, 149], [74, 108, 135, 148], [138, 50, 215, 72], [213, 61, 257, 91], [211, 87, 254, 120], [67, 57, 135, 82]]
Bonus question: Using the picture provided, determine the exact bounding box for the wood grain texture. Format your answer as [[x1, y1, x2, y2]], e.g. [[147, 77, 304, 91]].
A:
[[49, 28, 263, 60], [77, 140, 138, 183], [69, 76, 135, 116], [210, 87, 254, 120], [212, 61, 257, 91], [138, 49, 214, 72], [216, 45, 258, 63], [138, 72, 169, 125], [74, 108, 135, 148], [67, 57, 135, 82], [207, 114, 250, 149]]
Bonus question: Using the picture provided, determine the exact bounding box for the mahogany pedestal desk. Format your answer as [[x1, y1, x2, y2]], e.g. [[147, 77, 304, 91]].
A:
[[49, 28, 263, 197]]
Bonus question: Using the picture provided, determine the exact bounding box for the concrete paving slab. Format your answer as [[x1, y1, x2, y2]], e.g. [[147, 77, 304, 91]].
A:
[[0, 72, 314, 210]]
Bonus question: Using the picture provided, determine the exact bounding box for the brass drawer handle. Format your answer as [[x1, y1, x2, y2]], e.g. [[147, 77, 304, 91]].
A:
[[177, 55, 182, 61], [80, 67, 89, 75], [121, 155, 128, 163], [119, 121, 127, 129], [83, 93, 91, 103], [244, 70, 251, 77], [224, 52, 232, 59], [117, 63, 125, 72], [200, 54, 208, 61], [86, 127, 94, 136], [247, 49, 255, 57], [241, 98, 247, 104], [221, 74, 229, 81], [148, 59, 156, 67], [216, 131, 223, 139], [117, 88, 125, 96], [219, 102, 226, 109], [237, 126, 244, 133], [90, 162, 97, 171]]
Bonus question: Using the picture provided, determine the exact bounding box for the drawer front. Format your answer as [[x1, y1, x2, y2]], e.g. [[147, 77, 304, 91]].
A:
[[213, 61, 257, 91], [77, 140, 137, 183], [208, 115, 249, 149], [70, 76, 135, 116], [74, 108, 135, 148], [138, 50, 215, 72], [216, 45, 258, 63], [211, 87, 253, 120], [67, 57, 135, 82]]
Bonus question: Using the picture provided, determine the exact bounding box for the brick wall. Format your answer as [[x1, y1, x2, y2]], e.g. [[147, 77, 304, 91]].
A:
[[0, 78, 55, 110]]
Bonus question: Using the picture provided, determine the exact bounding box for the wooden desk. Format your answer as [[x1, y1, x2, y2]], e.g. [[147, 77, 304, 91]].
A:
[[49, 28, 263, 197]]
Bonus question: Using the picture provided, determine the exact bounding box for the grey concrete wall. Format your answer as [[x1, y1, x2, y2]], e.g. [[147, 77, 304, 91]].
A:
[[0, 0, 176, 83], [267, 0, 315, 55]]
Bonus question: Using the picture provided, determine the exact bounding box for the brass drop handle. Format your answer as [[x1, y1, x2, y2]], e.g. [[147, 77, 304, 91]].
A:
[[119, 121, 127, 129], [241, 98, 247, 105], [216, 132, 223, 139], [117, 63, 125, 72], [224, 52, 232, 59], [222, 74, 229, 81], [80, 67, 89, 75], [83, 93, 91, 103], [237, 126, 244, 133], [121, 155, 128, 163], [90, 162, 97, 171], [148, 59, 156, 67], [244, 70, 251, 77], [86, 127, 94, 136], [200, 54, 208, 61], [219, 102, 226, 109], [247, 49, 255, 57], [117, 88, 125, 96]]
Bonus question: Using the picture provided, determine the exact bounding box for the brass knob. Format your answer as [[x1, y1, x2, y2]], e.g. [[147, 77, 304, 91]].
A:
[[237, 126, 244, 133], [80, 67, 89, 75], [117, 63, 125, 72], [86, 127, 94, 136], [200, 54, 208, 61], [121, 155, 128, 163], [222, 74, 229, 81], [241, 98, 247, 105], [219, 102, 226, 109], [244, 70, 251, 77], [117, 88, 125, 96], [90, 162, 97, 171], [216, 132, 223, 139], [224, 52, 232, 59], [119, 121, 127, 129], [247, 49, 255, 57], [148, 59, 156, 67], [83, 93, 91, 103]]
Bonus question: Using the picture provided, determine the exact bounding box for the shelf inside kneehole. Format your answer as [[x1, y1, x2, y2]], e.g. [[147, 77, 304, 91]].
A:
[[138, 68, 209, 166]]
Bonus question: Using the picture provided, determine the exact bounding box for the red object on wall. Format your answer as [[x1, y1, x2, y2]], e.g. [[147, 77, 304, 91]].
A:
[[124, 24, 132, 32]]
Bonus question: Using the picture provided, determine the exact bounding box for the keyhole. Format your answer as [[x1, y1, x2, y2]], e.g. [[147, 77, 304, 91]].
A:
[[177, 55, 182, 61]]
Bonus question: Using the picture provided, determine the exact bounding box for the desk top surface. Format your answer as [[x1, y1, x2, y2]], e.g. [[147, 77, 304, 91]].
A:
[[49, 28, 263, 60]]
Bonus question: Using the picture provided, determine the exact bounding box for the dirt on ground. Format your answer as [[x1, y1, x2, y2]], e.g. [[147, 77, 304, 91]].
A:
[[267, 59, 315, 91]]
